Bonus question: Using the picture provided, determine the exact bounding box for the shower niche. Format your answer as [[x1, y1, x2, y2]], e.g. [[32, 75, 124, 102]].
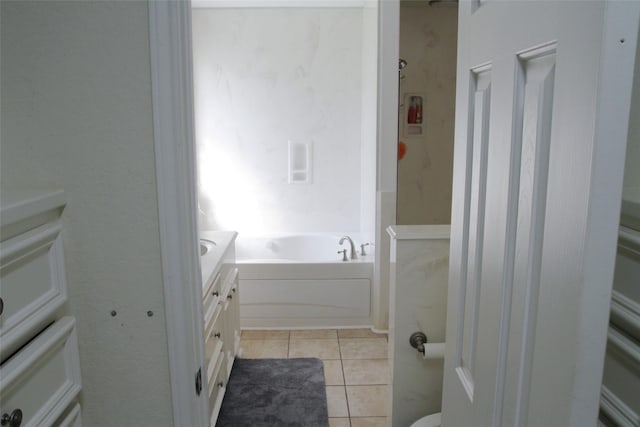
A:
[[403, 93, 425, 137]]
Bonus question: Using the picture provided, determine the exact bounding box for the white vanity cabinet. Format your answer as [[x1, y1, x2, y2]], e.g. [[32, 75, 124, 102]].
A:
[[0, 190, 82, 427], [200, 231, 240, 426]]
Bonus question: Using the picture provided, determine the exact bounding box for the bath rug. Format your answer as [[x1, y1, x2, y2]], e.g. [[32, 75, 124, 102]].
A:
[[216, 358, 329, 427]]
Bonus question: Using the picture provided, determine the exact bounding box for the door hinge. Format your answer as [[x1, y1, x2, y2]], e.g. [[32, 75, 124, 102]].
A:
[[195, 367, 202, 396]]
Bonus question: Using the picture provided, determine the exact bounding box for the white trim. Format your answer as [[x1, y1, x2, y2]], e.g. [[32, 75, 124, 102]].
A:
[[0, 189, 65, 228], [610, 290, 640, 339], [387, 225, 451, 240], [372, 0, 399, 332], [148, 1, 207, 426], [619, 225, 640, 250], [571, 2, 640, 425], [192, 0, 369, 8], [607, 327, 640, 365], [376, 0, 399, 194], [600, 386, 640, 427]]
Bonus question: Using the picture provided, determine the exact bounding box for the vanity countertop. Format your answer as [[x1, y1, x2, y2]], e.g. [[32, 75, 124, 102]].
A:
[[199, 230, 237, 290]]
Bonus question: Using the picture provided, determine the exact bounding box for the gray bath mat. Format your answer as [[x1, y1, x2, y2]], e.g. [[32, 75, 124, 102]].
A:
[[217, 358, 329, 427]]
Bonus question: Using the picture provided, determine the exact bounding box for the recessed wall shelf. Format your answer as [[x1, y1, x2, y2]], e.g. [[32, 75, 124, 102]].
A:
[[403, 93, 425, 138], [288, 140, 313, 184]]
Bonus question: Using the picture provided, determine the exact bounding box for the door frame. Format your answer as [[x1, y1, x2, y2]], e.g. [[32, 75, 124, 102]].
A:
[[147, 0, 401, 423], [374, 0, 400, 332], [148, 1, 208, 426], [568, 3, 639, 422]]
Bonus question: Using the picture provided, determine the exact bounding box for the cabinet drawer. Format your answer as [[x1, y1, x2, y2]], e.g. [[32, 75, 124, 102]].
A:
[[0, 317, 81, 427], [208, 358, 228, 426], [0, 223, 68, 361], [202, 270, 221, 312], [55, 403, 82, 427], [220, 268, 239, 301], [203, 295, 222, 341], [204, 306, 225, 385]]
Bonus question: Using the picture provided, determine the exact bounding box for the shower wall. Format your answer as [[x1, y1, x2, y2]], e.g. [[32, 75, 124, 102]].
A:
[[192, 8, 374, 234], [397, 3, 457, 225]]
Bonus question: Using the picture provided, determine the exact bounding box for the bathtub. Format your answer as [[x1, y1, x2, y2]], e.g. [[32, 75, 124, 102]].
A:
[[236, 233, 374, 329]]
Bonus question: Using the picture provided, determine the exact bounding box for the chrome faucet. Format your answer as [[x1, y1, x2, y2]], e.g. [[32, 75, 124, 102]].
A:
[[339, 236, 357, 260]]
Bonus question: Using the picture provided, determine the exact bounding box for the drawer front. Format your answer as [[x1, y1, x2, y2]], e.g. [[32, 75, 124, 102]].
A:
[[0, 223, 68, 361], [222, 268, 240, 369], [203, 292, 223, 342], [208, 358, 228, 425], [220, 267, 238, 301], [55, 403, 82, 427], [202, 270, 221, 309], [204, 306, 225, 388], [0, 317, 81, 427]]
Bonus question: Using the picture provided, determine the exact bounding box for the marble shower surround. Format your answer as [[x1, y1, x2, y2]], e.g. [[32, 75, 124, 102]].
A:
[[192, 8, 365, 233], [397, 4, 457, 225], [387, 225, 450, 427]]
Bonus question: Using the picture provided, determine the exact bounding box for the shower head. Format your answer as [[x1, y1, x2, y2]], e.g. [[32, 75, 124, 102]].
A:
[[399, 59, 408, 70]]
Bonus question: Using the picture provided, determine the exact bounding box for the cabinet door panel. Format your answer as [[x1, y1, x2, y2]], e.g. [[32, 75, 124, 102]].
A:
[[0, 317, 81, 426], [0, 224, 68, 361]]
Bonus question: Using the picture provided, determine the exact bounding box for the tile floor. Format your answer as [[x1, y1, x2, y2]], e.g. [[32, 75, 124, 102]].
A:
[[240, 328, 389, 427]]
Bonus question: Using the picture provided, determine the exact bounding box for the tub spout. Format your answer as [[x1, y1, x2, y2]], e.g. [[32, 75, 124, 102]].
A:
[[339, 236, 357, 260]]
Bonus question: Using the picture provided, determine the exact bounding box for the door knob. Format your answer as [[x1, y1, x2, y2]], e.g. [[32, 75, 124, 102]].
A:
[[1, 409, 23, 427]]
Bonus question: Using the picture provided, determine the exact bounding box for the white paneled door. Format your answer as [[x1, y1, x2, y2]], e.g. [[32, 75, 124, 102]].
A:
[[443, 1, 640, 426]]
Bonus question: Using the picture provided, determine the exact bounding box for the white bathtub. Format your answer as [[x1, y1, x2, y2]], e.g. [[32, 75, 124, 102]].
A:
[[236, 233, 374, 329]]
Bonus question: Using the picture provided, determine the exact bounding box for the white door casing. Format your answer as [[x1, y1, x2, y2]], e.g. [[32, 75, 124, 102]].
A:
[[443, 2, 640, 426], [148, 1, 208, 425]]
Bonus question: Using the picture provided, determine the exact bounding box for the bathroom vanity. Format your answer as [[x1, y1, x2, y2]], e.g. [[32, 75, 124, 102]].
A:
[[199, 231, 240, 425], [0, 190, 82, 426]]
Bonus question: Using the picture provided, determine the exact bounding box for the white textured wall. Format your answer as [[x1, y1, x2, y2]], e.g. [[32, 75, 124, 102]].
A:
[[397, 3, 457, 225], [1, 2, 173, 425], [192, 8, 364, 233]]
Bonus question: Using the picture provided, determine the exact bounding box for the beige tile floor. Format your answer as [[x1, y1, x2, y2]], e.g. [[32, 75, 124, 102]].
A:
[[240, 328, 389, 427]]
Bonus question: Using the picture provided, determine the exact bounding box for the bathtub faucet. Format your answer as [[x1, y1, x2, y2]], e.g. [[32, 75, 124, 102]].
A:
[[339, 236, 358, 260]]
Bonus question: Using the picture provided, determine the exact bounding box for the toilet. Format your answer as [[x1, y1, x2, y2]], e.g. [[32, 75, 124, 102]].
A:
[[410, 412, 442, 427]]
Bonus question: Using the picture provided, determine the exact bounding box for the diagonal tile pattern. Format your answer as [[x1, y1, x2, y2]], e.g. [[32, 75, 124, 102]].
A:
[[240, 328, 390, 426]]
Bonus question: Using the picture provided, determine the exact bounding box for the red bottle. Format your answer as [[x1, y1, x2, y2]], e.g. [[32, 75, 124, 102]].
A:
[[415, 98, 422, 124], [408, 97, 417, 124]]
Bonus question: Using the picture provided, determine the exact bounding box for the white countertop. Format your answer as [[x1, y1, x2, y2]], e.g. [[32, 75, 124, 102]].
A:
[[199, 230, 238, 289]]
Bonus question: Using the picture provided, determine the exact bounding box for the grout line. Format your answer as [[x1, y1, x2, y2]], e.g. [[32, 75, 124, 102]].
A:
[[279, 329, 390, 425], [339, 342, 352, 421]]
